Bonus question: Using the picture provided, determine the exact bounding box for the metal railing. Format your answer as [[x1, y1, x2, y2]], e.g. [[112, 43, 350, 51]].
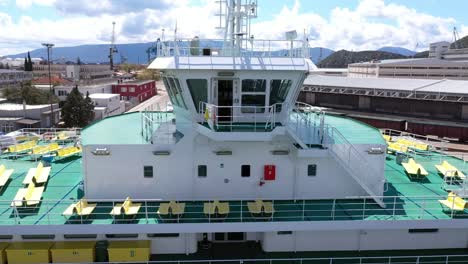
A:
[[157, 39, 309, 59], [381, 129, 449, 151], [199, 102, 281, 132], [141, 111, 173, 143], [2, 194, 467, 226], [52, 254, 468, 264]]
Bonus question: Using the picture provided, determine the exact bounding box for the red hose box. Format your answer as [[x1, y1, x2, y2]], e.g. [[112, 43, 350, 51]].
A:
[[264, 165, 276, 181]]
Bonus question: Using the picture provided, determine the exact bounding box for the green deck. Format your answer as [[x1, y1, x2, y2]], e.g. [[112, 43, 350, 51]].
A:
[[81, 112, 175, 145], [0, 148, 466, 225]]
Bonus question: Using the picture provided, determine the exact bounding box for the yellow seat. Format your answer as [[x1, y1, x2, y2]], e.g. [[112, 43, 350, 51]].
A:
[[382, 134, 392, 142], [23, 162, 51, 185], [110, 197, 142, 216], [402, 158, 428, 176], [262, 201, 275, 214], [7, 140, 37, 154], [157, 201, 185, 216], [435, 161, 465, 179], [439, 192, 467, 211], [396, 139, 429, 151], [387, 142, 408, 153], [32, 143, 61, 155], [63, 199, 97, 217], [204, 200, 230, 215], [11, 182, 44, 207], [56, 146, 81, 158], [248, 199, 264, 214], [0, 164, 14, 188]]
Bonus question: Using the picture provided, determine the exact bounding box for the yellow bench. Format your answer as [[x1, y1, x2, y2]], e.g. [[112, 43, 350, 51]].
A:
[[247, 199, 275, 215], [203, 200, 230, 215], [396, 139, 429, 151], [0, 164, 14, 189], [157, 201, 185, 216], [23, 162, 51, 185], [110, 197, 142, 217], [435, 161, 465, 179], [402, 158, 428, 177], [63, 199, 97, 217], [7, 140, 37, 154], [387, 142, 408, 153], [11, 182, 44, 207], [56, 146, 81, 159], [439, 192, 467, 212], [32, 143, 61, 156], [382, 134, 392, 142]]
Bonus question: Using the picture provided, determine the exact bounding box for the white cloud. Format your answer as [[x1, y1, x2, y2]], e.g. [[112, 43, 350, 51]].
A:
[[0, 0, 466, 56], [15, 0, 55, 9]]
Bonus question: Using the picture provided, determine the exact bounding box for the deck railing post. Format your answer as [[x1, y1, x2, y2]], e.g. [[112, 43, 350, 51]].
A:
[[445, 255, 449, 264], [362, 199, 366, 220], [302, 200, 305, 221], [331, 199, 336, 220], [392, 196, 397, 220], [240, 200, 243, 222], [145, 201, 149, 224]]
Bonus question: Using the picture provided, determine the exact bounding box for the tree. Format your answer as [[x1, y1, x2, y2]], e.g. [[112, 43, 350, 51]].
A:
[[27, 51, 33, 71], [3, 82, 59, 105], [61, 86, 95, 128], [24, 57, 28, 71], [77, 57, 82, 65], [0, 62, 4, 69]]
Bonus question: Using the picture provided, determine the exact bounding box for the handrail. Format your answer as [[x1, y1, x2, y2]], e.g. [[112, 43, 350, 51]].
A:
[[157, 38, 308, 59], [49, 254, 468, 264], [199, 102, 282, 132], [2, 193, 467, 226]]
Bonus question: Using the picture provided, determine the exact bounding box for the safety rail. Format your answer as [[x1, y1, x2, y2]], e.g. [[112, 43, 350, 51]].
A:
[[199, 102, 281, 132], [157, 38, 309, 59], [51, 254, 468, 264], [2, 194, 468, 226], [326, 127, 385, 207], [381, 128, 449, 151], [141, 111, 173, 143]]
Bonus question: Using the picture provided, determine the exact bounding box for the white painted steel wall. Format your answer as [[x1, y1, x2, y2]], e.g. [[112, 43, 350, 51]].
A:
[[83, 129, 369, 200], [261, 229, 468, 252]]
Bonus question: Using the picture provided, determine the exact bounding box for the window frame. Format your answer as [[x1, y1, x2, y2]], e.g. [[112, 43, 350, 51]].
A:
[[198, 165, 207, 178], [144, 166, 154, 178], [307, 164, 317, 177], [241, 79, 267, 113], [241, 165, 251, 177]]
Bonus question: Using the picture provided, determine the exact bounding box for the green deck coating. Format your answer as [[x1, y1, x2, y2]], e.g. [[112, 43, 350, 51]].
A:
[[0, 139, 466, 225], [82, 111, 384, 146], [323, 114, 386, 145], [81, 112, 175, 145]]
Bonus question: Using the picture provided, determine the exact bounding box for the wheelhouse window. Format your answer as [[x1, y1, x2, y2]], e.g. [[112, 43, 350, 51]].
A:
[[173, 78, 188, 109], [198, 165, 207, 177], [307, 164, 317, 176], [144, 166, 153, 178], [187, 79, 208, 112], [241, 79, 266, 113], [270, 80, 292, 112], [162, 77, 178, 106], [241, 165, 251, 177]]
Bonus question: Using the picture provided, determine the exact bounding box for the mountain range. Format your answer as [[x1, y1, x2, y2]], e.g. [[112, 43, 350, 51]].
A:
[[5, 42, 417, 65]]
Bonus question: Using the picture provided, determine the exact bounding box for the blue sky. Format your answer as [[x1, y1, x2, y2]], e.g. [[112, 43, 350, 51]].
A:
[[0, 0, 467, 55]]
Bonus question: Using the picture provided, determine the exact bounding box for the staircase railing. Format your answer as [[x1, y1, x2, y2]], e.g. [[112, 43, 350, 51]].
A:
[[326, 127, 385, 207], [289, 102, 385, 207]]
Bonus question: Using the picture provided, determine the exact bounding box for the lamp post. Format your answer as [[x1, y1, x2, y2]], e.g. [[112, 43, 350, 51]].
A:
[[42, 43, 55, 127]]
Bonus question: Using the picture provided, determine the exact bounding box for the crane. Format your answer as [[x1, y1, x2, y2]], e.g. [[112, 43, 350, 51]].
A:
[[452, 27, 463, 49], [109, 21, 118, 70]]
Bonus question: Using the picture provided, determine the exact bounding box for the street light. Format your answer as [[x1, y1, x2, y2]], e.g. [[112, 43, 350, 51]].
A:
[[42, 43, 55, 127]]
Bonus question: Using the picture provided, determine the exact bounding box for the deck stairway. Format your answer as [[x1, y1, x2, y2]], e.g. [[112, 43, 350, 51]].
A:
[[289, 102, 385, 207]]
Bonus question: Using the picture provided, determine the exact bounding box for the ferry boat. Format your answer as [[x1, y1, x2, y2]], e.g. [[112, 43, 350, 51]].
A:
[[0, 1, 468, 263]]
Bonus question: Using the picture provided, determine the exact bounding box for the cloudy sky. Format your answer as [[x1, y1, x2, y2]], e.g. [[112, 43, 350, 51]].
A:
[[0, 0, 467, 56]]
